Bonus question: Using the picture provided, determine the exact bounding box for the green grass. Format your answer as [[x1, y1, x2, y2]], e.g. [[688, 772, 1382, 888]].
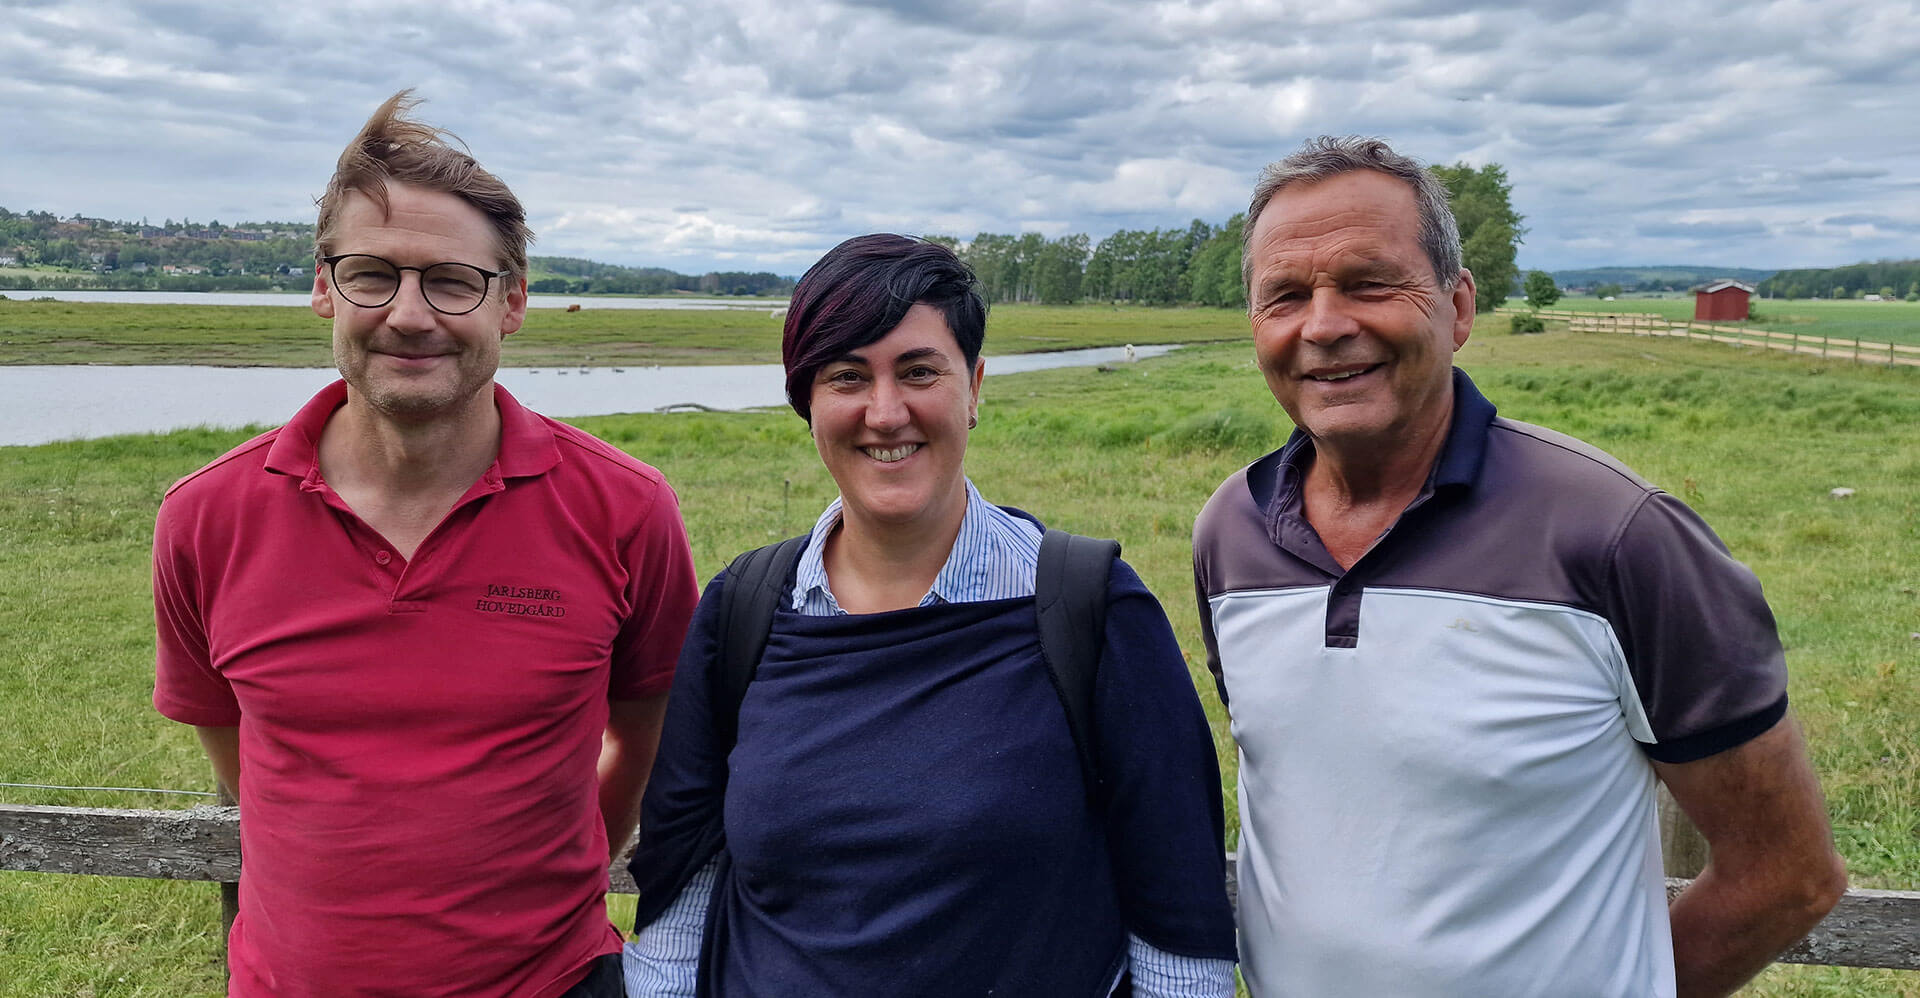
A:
[[1531, 295, 1920, 347], [3, 322, 1917, 995], [0, 299, 1246, 367]]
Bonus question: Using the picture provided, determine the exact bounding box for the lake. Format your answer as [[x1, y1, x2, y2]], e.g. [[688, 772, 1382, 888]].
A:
[[0, 345, 1178, 447], [3, 290, 784, 310]]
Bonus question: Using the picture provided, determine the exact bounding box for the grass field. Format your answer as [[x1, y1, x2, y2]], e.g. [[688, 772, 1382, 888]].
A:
[[1526, 295, 1920, 347], [0, 299, 1247, 367], [3, 320, 1917, 995]]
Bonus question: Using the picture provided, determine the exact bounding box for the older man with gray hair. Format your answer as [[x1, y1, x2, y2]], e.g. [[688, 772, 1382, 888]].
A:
[[1193, 135, 1845, 996]]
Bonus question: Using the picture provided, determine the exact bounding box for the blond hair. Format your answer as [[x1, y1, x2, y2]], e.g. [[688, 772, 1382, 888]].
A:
[[314, 89, 532, 278]]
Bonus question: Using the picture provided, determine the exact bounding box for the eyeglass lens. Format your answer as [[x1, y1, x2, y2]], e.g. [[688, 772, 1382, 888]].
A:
[[331, 256, 492, 314]]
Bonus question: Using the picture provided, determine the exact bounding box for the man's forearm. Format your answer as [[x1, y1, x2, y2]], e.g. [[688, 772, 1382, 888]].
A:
[[599, 694, 670, 861], [1668, 863, 1843, 997], [195, 725, 241, 800], [597, 746, 651, 861], [1657, 717, 1847, 998]]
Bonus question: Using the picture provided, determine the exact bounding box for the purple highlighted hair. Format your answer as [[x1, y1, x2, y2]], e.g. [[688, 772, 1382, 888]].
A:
[[782, 234, 986, 422]]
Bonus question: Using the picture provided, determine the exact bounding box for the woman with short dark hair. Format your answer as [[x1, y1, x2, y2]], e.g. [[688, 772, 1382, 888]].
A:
[[624, 234, 1237, 997]]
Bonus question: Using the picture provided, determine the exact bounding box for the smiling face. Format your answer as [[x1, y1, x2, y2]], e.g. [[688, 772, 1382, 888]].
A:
[[311, 182, 527, 427], [1246, 169, 1475, 463], [809, 303, 983, 535]]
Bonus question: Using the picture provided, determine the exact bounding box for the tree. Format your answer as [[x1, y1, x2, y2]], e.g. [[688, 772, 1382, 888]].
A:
[[1523, 270, 1561, 310], [1593, 282, 1622, 299], [1183, 214, 1247, 309], [1430, 162, 1524, 313], [1032, 234, 1088, 304]]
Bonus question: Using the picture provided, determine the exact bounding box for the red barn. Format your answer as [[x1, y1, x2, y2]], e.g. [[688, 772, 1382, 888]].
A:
[[1691, 280, 1754, 321]]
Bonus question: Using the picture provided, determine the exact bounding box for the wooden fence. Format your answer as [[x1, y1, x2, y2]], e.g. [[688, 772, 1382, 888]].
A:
[[1499, 308, 1920, 368], [3, 801, 1916, 972]]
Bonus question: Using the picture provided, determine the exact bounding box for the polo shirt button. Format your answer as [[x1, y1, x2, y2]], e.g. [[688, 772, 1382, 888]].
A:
[[374, 550, 391, 565]]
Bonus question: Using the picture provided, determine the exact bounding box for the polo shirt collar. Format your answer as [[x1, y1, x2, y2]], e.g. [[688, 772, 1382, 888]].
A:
[[491, 383, 563, 479], [263, 380, 561, 481], [1432, 367, 1498, 491], [1255, 366, 1498, 546]]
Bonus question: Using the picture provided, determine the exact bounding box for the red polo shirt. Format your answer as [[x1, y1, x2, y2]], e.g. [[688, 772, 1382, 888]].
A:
[[153, 381, 699, 998]]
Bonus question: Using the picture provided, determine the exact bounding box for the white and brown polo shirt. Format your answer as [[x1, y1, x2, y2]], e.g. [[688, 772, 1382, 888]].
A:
[[1194, 369, 1786, 998]]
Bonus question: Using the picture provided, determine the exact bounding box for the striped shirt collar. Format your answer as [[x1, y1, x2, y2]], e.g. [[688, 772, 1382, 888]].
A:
[[790, 478, 1044, 615]]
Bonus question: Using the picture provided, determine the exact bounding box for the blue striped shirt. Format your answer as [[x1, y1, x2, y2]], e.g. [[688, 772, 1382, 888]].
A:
[[625, 482, 1234, 997], [790, 479, 1042, 614]]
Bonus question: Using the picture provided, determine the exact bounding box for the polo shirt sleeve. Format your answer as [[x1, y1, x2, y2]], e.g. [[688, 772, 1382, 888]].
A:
[[1605, 490, 1788, 764], [151, 493, 240, 727], [608, 482, 700, 702], [1095, 559, 1239, 962]]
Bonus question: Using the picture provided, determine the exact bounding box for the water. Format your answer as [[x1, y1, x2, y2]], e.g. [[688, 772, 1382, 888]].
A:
[[0, 345, 1178, 446], [2, 290, 785, 310]]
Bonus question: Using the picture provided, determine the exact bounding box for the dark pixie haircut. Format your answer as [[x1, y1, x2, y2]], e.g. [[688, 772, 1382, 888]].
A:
[[782, 234, 987, 422], [314, 89, 533, 279], [1242, 135, 1462, 295]]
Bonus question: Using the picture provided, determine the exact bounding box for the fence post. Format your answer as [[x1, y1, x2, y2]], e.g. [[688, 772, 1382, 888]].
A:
[[1659, 784, 1710, 877]]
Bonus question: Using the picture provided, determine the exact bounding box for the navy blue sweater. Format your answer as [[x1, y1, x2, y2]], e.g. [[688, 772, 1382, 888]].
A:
[[631, 559, 1235, 996]]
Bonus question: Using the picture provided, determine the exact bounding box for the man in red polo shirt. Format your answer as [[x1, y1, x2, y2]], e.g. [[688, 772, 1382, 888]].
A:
[[151, 90, 699, 997]]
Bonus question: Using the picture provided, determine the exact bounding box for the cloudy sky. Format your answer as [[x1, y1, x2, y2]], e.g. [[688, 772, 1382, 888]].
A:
[[4, 0, 1916, 276]]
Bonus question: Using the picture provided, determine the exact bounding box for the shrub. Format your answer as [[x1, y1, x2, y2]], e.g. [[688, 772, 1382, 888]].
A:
[[1509, 312, 1546, 335]]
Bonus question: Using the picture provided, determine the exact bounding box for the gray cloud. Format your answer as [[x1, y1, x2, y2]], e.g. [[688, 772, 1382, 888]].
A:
[[2, 0, 1915, 273]]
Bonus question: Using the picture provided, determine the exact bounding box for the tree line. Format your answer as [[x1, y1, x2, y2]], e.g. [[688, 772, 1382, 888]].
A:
[[0, 207, 791, 297], [5, 158, 1528, 308], [937, 162, 1523, 312], [527, 257, 790, 297], [1758, 260, 1920, 302]]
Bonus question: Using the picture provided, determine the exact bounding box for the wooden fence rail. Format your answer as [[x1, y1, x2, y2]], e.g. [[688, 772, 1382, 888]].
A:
[[3, 802, 1916, 972], [1496, 308, 1920, 368]]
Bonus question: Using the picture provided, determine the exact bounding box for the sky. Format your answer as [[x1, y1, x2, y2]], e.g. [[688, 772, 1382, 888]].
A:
[[3, 0, 1917, 277]]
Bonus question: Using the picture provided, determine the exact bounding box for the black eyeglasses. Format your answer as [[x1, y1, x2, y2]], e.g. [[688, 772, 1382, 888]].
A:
[[321, 254, 512, 315]]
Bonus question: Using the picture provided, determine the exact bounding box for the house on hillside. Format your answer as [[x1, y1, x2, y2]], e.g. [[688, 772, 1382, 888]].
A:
[[1691, 280, 1754, 321]]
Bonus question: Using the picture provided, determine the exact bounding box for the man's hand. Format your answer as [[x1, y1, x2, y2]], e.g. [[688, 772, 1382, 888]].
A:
[[1655, 714, 1847, 998], [195, 725, 241, 800], [599, 693, 671, 862]]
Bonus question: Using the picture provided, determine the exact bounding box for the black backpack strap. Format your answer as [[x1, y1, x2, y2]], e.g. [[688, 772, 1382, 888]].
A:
[[1034, 528, 1121, 795], [713, 534, 809, 753]]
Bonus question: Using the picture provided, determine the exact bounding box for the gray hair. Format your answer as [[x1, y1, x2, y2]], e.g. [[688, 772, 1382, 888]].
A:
[[1242, 135, 1462, 294]]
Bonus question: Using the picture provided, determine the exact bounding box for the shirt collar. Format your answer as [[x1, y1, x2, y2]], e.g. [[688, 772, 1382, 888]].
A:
[[1253, 366, 1498, 530], [791, 478, 1016, 613], [263, 380, 560, 481]]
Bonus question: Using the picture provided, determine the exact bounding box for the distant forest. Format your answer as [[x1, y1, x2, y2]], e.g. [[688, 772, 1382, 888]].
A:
[[1548, 266, 1775, 294], [1, 162, 1533, 310], [0, 207, 790, 296], [1757, 260, 1920, 301], [1545, 263, 1920, 301]]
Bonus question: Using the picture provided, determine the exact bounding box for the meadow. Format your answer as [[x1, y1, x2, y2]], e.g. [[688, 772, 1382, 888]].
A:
[[0, 298, 1247, 367], [1527, 294, 1920, 347], [3, 318, 1918, 995]]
